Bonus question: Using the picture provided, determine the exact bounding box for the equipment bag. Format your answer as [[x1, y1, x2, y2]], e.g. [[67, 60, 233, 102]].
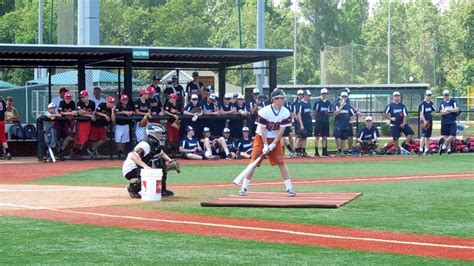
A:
[[22, 124, 37, 139], [8, 122, 24, 139]]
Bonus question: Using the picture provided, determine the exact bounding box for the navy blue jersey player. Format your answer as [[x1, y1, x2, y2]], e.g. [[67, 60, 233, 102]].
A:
[[418, 89, 436, 155], [282, 99, 296, 157], [384, 91, 414, 153], [356, 116, 379, 155], [333, 91, 355, 156], [312, 88, 331, 157], [295, 90, 312, 157], [237, 126, 253, 159], [438, 90, 459, 155]]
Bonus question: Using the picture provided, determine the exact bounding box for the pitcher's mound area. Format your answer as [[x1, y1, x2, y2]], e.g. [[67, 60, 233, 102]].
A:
[[201, 191, 362, 208]]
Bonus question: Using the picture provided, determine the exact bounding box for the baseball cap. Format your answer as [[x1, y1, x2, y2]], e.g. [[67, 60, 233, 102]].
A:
[[140, 88, 150, 95], [64, 92, 73, 99], [365, 116, 373, 121], [148, 86, 156, 95], [305, 90, 311, 96], [297, 89, 304, 95], [270, 88, 286, 98], [340, 91, 348, 97], [192, 71, 199, 77], [190, 94, 198, 100], [344, 88, 351, 94], [170, 93, 179, 100], [203, 127, 210, 132], [80, 90, 89, 97], [443, 90, 450, 96], [209, 94, 217, 100], [120, 94, 129, 101], [224, 93, 232, 99], [223, 128, 230, 133], [107, 96, 115, 103], [252, 88, 260, 94], [237, 94, 244, 100], [152, 75, 161, 81], [393, 91, 401, 96], [59, 87, 68, 93], [425, 89, 433, 95], [186, 126, 194, 132], [321, 88, 328, 94], [172, 75, 178, 80], [242, 126, 249, 132], [48, 103, 56, 109]]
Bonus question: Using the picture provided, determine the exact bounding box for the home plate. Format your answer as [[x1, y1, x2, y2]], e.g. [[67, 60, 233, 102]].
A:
[[201, 192, 362, 208]]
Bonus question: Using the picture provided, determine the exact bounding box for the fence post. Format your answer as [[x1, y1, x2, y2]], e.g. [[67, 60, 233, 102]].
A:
[[417, 111, 420, 138]]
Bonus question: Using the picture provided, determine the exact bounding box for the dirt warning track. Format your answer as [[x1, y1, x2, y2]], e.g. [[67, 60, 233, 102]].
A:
[[1, 206, 473, 261]]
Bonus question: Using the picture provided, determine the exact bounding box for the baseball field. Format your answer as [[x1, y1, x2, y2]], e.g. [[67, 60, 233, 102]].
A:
[[1, 154, 473, 264]]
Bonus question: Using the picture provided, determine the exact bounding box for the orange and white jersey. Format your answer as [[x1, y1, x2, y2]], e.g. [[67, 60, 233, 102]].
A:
[[255, 104, 291, 138]]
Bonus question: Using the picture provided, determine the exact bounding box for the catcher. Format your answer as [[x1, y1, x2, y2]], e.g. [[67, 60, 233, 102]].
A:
[[122, 123, 180, 199], [355, 116, 380, 156]]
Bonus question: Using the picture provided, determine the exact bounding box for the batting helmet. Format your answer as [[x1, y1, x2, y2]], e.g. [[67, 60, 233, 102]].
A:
[[146, 123, 166, 146]]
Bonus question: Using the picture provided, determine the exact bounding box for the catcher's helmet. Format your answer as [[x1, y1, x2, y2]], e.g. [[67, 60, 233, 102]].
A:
[[146, 123, 166, 146]]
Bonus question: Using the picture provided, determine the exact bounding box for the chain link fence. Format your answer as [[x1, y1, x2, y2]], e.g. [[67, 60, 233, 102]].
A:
[[321, 43, 436, 85]]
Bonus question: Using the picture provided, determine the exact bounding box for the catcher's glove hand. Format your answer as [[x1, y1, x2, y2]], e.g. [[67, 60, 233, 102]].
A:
[[139, 115, 149, 127], [422, 121, 431, 130], [166, 160, 181, 174]]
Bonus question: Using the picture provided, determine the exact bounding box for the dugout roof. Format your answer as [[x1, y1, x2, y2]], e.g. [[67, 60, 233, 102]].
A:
[[0, 43, 292, 98], [0, 44, 292, 69]]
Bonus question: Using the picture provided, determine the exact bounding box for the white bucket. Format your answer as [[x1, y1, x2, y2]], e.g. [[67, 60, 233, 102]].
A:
[[140, 169, 162, 201]]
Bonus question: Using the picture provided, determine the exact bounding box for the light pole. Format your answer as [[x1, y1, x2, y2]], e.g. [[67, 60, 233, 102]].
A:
[[293, 0, 298, 86], [237, 0, 244, 93], [387, 0, 391, 84]]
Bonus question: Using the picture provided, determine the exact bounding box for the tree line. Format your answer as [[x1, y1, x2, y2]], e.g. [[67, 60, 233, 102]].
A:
[[0, 0, 472, 94]]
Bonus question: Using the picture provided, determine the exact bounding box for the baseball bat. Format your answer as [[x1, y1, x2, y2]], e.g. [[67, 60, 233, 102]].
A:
[[48, 147, 56, 163], [233, 153, 265, 186]]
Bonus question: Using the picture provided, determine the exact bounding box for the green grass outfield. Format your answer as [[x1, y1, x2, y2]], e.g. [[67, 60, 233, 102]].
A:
[[0, 216, 459, 265], [3, 154, 473, 264]]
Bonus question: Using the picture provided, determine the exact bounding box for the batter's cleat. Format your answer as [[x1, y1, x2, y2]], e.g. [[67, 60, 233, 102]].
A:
[[161, 189, 175, 197], [301, 151, 311, 157], [6, 153, 12, 160], [287, 189, 296, 197], [314, 151, 320, 157], [226, 154, 233, 160], [447, 150, 452, 155], [238, 187, 247, 196]]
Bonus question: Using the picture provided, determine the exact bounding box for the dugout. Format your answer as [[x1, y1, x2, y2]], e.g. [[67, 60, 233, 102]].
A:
[[0, 44, 292, 157], [245, 83, 431, 112]]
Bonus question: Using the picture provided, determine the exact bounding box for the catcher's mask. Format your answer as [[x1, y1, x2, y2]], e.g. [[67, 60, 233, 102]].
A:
[[146, 123, 166, 146]]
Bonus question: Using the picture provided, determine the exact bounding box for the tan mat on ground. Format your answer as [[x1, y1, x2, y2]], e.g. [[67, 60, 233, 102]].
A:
[[201, 191, 362, 208]]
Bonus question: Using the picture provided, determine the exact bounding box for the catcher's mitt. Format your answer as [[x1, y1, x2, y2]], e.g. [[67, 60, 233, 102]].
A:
[[165, 160, 181, 174], [139, 115, 149, 127], [422, 121, 431, 130]]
